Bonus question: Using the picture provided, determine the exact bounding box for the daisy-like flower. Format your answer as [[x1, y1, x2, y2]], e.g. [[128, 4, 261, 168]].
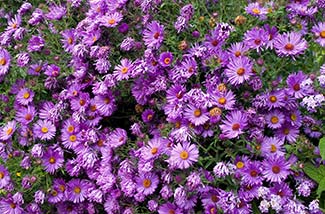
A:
[[273, 32, 308, 58], [15, 105, 36, 124], [265, 110, 285, 129], [286, 71, 312, 98], [6, 14, 21, 31], [159, 52, 173, 67], [142, 109, 155, 123], [311, 22, 325, 47], [45, 64, 60, 77], [262, 155, 291, 183], [244, 27, 269, 52], [261, 137, 285, 157], [265, 90, 286, 110], [16, 88, 34, 106], [67, 179, 90, 203], [158, 202, 183, 214], [101, 12, 123, 28], [227, 42, 249, 58], [33, 120, 56, 140], [241, 161, 263, 186], [166, 84, 186, 103], [107, 128, 127, 148], [94, 91, 116, 117], [136, 172, 159, 196], [245, 2, 268, 19], [27, 35, 45, 52], [220, 111, 248, 139], [42, 147, 64, 174], [0, 165, 11, 189], [0, 121, 16, 141], [168, 142, 199, 169], [213, 90, 236, 110], [276, 123, 299, 143], [0, 48, 11, 76], [225, 57, 253, 86], [141, 137, 168, 160], [28, 63, 45, 76], [61, 29, 75, 52], [143, 21, 164, 49], [184, 105, 209, 126], [0, 198, 24, 214], [113, 58, 134, 81]]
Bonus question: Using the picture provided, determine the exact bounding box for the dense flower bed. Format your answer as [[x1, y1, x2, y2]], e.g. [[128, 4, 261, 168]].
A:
[[0, 0, 325, 213]]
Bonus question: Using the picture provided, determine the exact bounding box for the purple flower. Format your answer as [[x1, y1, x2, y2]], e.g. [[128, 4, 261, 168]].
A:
[[0, 48, 10, 76], [244, 27, 269, 52], [34, 190, 45, 204], [184, 105, 209, 126], [136, 172, 159, 196], [42, 147, 64, 174], [67, 179, 90, 203], [141, 137, 168, 160], [107, 128, 127, 148], [225, 57, 253, 85], [220, 111, 248, 139], [0, 120, 16, 141], [261, 137, 285, 157], [158, 202, 182, 214], [33, 120, 56, 140], [16, 52, 30, 67], [0, 165, 11, 189], [61, 29, 75, 52], [245, 3, 268, 19], [143, 21, 164, 49], [16, 88, 34, 106], [113, 58, 134, 81], [28, 35, 45, 52], [15, 105, 36, 124], [94, 92, 116, 117], [0, 198, 24, 214], [159, 52, 173, 67], [45, 64, 60, 77], [142, 109, 155, 123], [286, 71, 312, 98], [100, 12, 123, 28], [46, 4, 66, 20], [265, 110, 285, 129], [274, 32, 308, 58], [118, 23, 129, 34], [168, 142, 199, 169], [262, 155, 291, 183]]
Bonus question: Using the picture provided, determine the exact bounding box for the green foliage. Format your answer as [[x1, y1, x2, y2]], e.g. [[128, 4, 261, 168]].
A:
[[319, 137, 325, 160]]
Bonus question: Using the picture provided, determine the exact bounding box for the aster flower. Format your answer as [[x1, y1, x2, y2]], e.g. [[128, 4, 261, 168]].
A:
[[70, 92, 90, 113], [100, 12, 123, 28], [225, 57, 253, 85], [28, 35, 45, 52], [28, 63, 45, 76], [33, 120, 56, 140], [227, 42, 249, 58], [45, 64, 60, 77], [166, 84, 186, 103], [244, 27, 269, 52], [168, 142, 199, 169], [16, 52, 30, 67], [136, 172, 159, 196], [42, 147, 64, 174], [141, 137, 168, 160], [94, 92, 116, 117], [261, 137, 285, 157], [220, 111, 248, 139], [262, 155, 291, 183], [67, 179, 90, 203], [16, 88, 34, 106], [0, 165, 11, 189], [113, 58, 134, 81], [265, 90, 286, 109], [274, 32, 308, 58], [159, 52, 173, 67], [15, 105, 36, 124], [276, 122, 299, 143], [265, 110, 285, 129], [46, 4, 66, 20], [142, 109, 155, 123], [107, 128, 127, 148], [245, 2, 268, 19], [286, 71, 313, 98], [0, 198, 24, 214], [213, 90, 236, 110], [143, 21, 164, 49], [0, 48, 11, 76], [184, 105, 209, 126], [241, 161, 263, 186], [61, 29, 76, 52], [158, 202, 183, 214], [0, 120, 16, 141]]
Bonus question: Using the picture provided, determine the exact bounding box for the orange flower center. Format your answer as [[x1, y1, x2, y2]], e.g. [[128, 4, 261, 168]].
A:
[[79, 99, 86, 106], [218, 97, 227, 105], [236, 161, 244, 169], [41, 127, 48, 133], [180, 150, 189, 160], [143, 179, 151, 188], [51, 190, 58, 196], [74, 187, 81, 194], [168, 210, 175, 214], [10, 203, 16, 209], [108, 19, 116, 25], [284, 43, 294, 51], [210, 208, 215, 214], [272, 166, 280, 174], [269, 95, 277, 103], [104, 98, 110, 104], [67, 125, 74, 133], [0, 58, 6, 66], [320, 30, 325, 38], [25, 114, 32, 121], [72, 90, 78, 96], [97, 139, 104, 147], [211, 194, 219, 202], [270, 116, 279, 124], [250, 170, 258, 177], [283, 128, 290, 135], [121, 67, 128, 74], [209, 107, 222, 116], [69, 135, 77, 142], [153, 32, 160, 39], [293, 83, 300, 91], [237, 68, 245, 76], [6, 127, 13, 136], [211, 40, 218, 46], [68, 37, 73, 44], [0, 172, 4, 179], [270, 144, 277, 153], [175, 121, 181, 129], [254, 39, 261, 45], [49, 157, 56, 164], [35, 66, 42, 72], [90, 105, 97, 112], [235, 51, 241, 57], [164, 57, 171, 65], [59, 185, 65, 192], [232, 123, 240, 130], [217, 83, 227, 92], [12, 23, 17, 29], [151, 147, 158, 155], [252, 8, 260, 14], [194, 109, 201, 117], [147, 114, 153, 121], [23, 92, 30, 99]]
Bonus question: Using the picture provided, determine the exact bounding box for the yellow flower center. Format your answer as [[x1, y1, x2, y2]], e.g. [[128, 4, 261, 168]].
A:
[[49, 157, 56, 164], [23, 92, 30, 99], [0, 172, 4, 179], [67, 125, 74, 133], [74, 187, 81, 194], [180, 150, 189, 160], [59, 185, 65, 192], [51, 190, 58, 196], [147, 114, 153, 121], [164, 57, 171, 65], [218, 97, 227, 105], [270, 144, 277, 153], [252, 8, 260, 14], [0, 58, 6, 66], [69, 135, 77, 142], [210, 208, 215, 214], [290, 114, 297, 121], [236, 161, 244, 169], [143, 179, 151, 188], [151, 147, 158, 155], [237, 68, 245, 76], [121, 67, 128, 74], [269, 95, 277, 103], [320, 30, 325, 38], [108, 19, 116, 25], [175, 121, 181, 129], [41, 127, 48, 133], [217, 83, 227, 92], [67, 37, 73, 44], [6, 127, 13, 136], [12, 23, 17, 29], [270, 116, 279, 124], [209, 107, 222, 116], [194, 109, 201, 117]]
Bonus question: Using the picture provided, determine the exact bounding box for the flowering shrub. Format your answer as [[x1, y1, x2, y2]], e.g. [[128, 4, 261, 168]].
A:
[[0, 0, 325, 213]]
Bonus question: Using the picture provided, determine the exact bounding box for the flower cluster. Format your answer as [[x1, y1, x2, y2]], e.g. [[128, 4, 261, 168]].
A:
[[0, 0, 324, 213]]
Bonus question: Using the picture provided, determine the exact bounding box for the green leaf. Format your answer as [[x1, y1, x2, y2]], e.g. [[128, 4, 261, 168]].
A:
[[317, 178, 325, 197], [303, 162, 324, 183], [319, 137, 325, 160]]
